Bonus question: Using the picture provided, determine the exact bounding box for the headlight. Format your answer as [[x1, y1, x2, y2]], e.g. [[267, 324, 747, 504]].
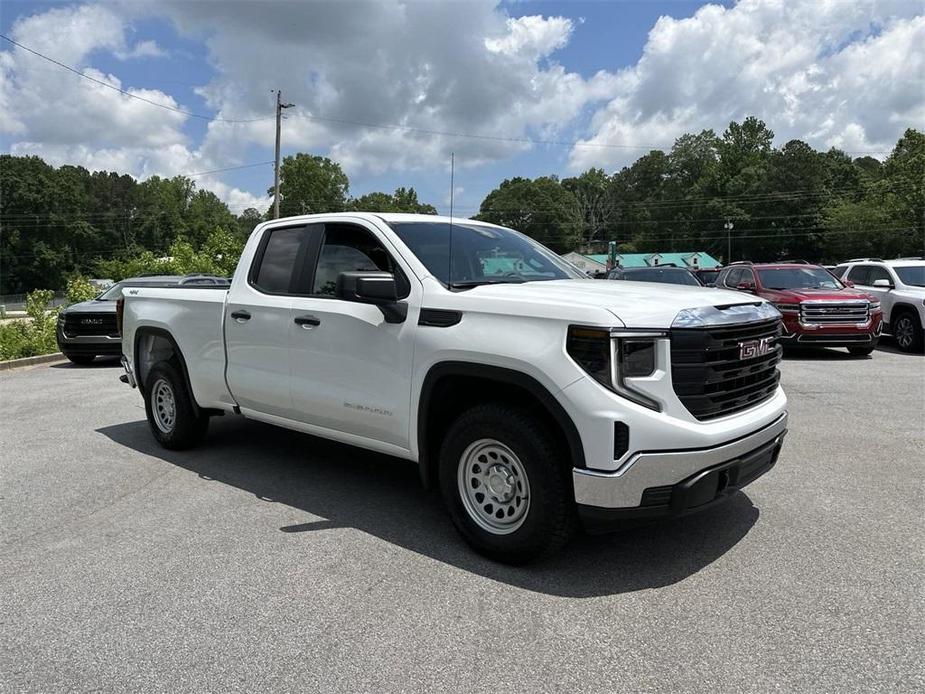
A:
[[567, 326, 663, 411], [774, 303, 800, 313], [869, 301, 881, 310], [565, 327, 611, 390]]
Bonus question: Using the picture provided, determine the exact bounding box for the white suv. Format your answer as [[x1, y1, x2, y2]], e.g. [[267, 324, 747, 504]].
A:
[[833, 258, 925, 352]]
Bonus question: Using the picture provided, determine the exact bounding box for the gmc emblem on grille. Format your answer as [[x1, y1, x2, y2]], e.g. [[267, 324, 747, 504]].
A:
[[739, 337, 773, 360], [81, 318, 103, 325]]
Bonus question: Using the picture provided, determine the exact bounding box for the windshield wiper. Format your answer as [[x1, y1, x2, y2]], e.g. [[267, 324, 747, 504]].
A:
[[448, 279, 527, 290]]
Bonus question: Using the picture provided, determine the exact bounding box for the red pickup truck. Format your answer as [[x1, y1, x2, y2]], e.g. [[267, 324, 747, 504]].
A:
[[715, 262, 882, 355]]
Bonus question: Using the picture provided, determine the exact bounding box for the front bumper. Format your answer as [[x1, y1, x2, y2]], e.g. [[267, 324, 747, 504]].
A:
[[56, 326, 122, 356], [572, 412, 787, 528], [779, 313, 882, 347]]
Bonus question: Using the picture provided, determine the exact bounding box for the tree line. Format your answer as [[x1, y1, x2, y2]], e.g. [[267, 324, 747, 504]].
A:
[[475, 119, 924, 263], [1, 117, 922, 293]]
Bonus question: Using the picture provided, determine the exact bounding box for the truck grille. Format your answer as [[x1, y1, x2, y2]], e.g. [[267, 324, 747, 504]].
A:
[[63, 312, 119, 337], [670, 319, 782, 421], [800, 301, 869, 324]]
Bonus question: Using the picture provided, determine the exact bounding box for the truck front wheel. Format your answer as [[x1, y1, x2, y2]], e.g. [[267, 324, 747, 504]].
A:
[[438, 403, 576, 564], [144, 362, 209, 450]]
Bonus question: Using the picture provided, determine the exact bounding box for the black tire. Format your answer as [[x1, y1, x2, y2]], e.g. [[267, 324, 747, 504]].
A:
[[438, 403, 577, 564], [144, 361, 209, 450], [847, 345, 875, 357], [892, 310, 924, 353], [64, 353, 95, 365]]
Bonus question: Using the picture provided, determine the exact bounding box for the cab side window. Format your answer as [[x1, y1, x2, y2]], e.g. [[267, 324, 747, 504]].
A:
[[739, 268, 756, 286], [847, 265, 871, 285], [251, 225, 310, 294], [867, 265, 892, 284], [312, 224, 404, 297]]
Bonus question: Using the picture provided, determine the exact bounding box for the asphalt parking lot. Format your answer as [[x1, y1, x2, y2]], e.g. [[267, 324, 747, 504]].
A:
[[1, 344, 923, 692]]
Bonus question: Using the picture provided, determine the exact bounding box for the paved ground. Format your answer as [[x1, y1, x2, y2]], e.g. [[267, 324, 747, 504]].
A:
[[1, 344, 923, 692]]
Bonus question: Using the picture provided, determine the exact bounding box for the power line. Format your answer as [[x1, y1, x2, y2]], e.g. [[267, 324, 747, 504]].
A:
[[187, 161, 274, 177], [0, 34, 272, 124]]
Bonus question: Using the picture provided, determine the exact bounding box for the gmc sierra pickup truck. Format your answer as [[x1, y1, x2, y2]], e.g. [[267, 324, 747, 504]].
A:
[[120, 213, 788, 563]]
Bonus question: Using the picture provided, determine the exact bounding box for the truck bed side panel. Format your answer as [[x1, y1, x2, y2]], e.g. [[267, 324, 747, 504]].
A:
[[122, 287, 234, 410]]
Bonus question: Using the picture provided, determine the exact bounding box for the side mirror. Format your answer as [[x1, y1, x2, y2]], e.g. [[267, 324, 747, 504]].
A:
[[336, 271, 407, 323], [872, 278, 893, 289], [736, 281, 756, 292], [843, 279, 855, 288]]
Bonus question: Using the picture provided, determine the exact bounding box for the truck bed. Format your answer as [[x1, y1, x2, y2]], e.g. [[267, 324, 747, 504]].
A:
[[122, 287, 235, 410]]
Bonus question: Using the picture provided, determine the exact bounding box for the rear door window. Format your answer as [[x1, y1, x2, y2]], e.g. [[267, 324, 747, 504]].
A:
[[724, 268, 742, 287], [251, 226, 311, 294]]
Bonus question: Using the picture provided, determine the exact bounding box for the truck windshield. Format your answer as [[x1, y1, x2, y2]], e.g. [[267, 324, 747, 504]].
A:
[[97, 283, 125, 300], [757, 267, 843, 290], [388, 221, 583, 288], [894, 266, 925, 287]]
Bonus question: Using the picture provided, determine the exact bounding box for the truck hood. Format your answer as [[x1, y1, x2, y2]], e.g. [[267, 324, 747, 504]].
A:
[[453, 279, 765, 328], [762, 288, 874, 302], [60, 299, 116, 314]]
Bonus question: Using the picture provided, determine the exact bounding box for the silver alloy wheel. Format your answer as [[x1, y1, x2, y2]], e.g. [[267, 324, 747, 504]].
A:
[[457, 439, 531, 535], [152, 378, 177, 433], [895, 316, 914, 349]]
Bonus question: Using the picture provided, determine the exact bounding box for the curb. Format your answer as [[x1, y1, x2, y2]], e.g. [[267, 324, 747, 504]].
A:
[[0, 352, 66, 371]]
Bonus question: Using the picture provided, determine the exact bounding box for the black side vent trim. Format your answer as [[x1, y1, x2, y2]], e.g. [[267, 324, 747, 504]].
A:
[[419, 309, 462, 327], [614, 421, 630, 459]]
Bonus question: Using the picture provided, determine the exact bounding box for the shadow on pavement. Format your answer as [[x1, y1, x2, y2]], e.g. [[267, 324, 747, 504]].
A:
[[98, 416, 760, 598], [781, 346, 865, 361], [51, 356, 122, 369], [874, 337, 924, 357]]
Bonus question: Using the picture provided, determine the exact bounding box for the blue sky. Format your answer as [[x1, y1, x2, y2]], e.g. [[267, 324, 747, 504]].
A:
[[2, 1, 921, 216]]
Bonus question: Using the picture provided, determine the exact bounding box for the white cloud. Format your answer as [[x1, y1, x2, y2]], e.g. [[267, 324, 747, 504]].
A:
[[115, 39, 167, 60], [569, 0, 925, 171], [485, 15, 575, 59], [0, 4, 260, 207], [156, 1, 614, 175]]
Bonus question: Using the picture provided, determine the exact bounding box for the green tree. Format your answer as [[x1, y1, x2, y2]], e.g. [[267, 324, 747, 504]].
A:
[[350, 186, 438, 214], [236, 208, 265, 240], [475, 176, 580, 252], [562, 168, 612, 248], [271, 154, 349, 216]]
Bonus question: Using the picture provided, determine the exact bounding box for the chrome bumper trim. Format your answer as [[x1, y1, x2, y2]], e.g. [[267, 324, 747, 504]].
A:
[[121, 356, 137, 388], [573, 412, 788, 508]]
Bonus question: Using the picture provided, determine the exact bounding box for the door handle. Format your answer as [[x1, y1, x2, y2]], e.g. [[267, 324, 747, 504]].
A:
[[230, 310, 251, 323], [294, 314, 321, 328]]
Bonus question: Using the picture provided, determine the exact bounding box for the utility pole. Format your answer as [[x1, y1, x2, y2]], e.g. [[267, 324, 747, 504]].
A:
[[273, 90, 294, 219], [724, 219, 734, 263], [449, 152, 455, 219]]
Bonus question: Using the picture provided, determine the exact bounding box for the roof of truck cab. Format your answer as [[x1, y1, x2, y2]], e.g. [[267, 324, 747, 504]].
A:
[[271, 212, 497, 227]]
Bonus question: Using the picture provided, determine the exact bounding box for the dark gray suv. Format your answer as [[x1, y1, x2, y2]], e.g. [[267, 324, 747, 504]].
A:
[[56, 274, 229, 365]]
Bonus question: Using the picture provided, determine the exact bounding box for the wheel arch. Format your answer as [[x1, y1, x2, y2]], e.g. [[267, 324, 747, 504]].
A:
[[891, 302, 923, 327], [133, 327, 201, 415], [416, 361, 585, 488]]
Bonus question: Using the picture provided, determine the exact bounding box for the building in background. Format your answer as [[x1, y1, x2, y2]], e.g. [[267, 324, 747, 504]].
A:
[[562, 251, 721, 275]]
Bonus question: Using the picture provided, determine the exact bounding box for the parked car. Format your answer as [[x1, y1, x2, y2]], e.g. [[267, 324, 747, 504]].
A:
[[714, 262, 882, 356], [120, 213, 788, 563], [605, 266, 702, 286], [693, 267, 722, 286], [56, 274, 229, 364], [832, 258, 925, 352]]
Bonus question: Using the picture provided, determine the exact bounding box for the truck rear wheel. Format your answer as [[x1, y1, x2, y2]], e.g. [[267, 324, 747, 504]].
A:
[[438, 403, 576, 564], [144, 362, 209, 450]]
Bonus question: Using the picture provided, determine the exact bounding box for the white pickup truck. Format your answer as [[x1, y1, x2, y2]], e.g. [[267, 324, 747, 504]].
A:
[[120, 213, 788, 563]]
